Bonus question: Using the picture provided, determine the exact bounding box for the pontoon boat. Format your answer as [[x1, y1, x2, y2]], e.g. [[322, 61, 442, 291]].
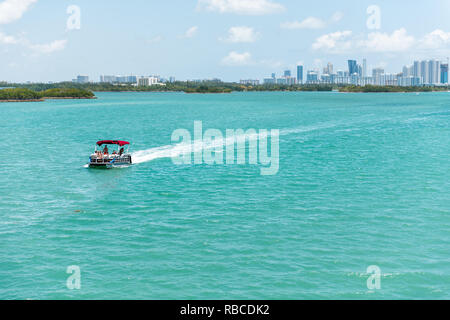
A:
[[89, 140, 132, 168]]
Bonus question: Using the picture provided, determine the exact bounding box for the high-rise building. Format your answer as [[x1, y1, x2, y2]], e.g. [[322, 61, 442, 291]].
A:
[[402, 66, 408, 77], [138, 76, 160, 86], [362, 59, 367, 78], [285, 77, 297, 85], [322, 62, 333, 75], [76, 75, 89, 83], [412, 60, 442, 85], [240, 79, 260, 86], [116, 76, 127, 83], [398, 76, 422, 87], [297, 65, 303, 84], [372, 68, 384, 78], [434, 60, 441, 84], [306, 70, 319, 84], [413, 61, 421, 79], [372, 68, 384, 85], [306, 73, 318, 83], [263, 77, 276, 85], [402, 65, 413, 77], [421, 60, 429, 84], [441, 64, 449, 84], [427, 60, 440, 85], [276, 78, 287, 85], [348, 60, 358, 75], [100, 75, 117, 83], [323, 62, 333, 75], [100, 75, 138, 83], [127, 75, 137, 83], [284, 70, 291, 77]]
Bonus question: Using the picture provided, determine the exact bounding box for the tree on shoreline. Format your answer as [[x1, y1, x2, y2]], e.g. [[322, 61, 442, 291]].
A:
[[0, 88, 95, 101]]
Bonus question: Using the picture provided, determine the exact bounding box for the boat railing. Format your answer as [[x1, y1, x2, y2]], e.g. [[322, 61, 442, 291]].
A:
[[90, 154, 130, 163]]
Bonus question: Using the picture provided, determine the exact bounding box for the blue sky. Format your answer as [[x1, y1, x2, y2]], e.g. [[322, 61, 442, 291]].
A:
[[1, 0, 450, 82]]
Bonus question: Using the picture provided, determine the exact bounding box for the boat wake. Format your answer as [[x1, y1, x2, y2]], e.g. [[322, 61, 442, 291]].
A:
[[131, 122, 341, 165], [132, 130, 271, 165], [132, 144, 189, 164]]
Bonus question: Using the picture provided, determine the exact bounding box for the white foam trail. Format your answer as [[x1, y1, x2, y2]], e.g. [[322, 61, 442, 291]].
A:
[[132, 144, 185, 164], [85, 115, 396, 167], [80, 123, 332, 167], [132, 131, 268, 164], [131, 122, 340, 165]]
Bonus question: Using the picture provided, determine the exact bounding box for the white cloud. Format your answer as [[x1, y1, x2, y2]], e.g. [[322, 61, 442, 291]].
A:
[[182, 26, 198, 38], [281, 17, 326, 30], [221, 26, 259, 43], [0, 31, 19, 44], [363, 28, 415, 52], [148, 35, 163, 44], [0, 0, 37, 24], [198, 0, 284, 15], [30, 39, 67, 54], [330, 11, 344, 23], [420, 29, 450, 50], [312, 28, 419, 54], [281, 11, 344, 30], [0, 0, 66, 55], [0, 30, 67, 54], [312, 30, 353, 52], [221, 51, 252, 66]]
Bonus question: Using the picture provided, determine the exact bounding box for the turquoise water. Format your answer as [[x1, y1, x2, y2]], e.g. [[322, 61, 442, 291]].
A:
[[0, 91, 449, 300]]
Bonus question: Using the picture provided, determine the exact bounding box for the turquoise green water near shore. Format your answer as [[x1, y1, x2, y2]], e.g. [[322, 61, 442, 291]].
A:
[[0, 91, 449, 299]]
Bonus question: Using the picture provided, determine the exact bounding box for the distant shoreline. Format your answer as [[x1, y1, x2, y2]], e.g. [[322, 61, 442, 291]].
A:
[[0, 88, 96, 102], [3, 82, 449, 95], [43, 96, 97, 100], [0, 99, 45, 103], [92, 90, 449, 94], [0, 97, 97, 103]]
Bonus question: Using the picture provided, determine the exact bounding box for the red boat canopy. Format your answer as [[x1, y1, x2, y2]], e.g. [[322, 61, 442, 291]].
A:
[[96, 140, 130, 147]]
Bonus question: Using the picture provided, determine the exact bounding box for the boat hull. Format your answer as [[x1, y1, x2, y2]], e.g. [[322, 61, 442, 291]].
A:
[[88, 155, 132, 168]]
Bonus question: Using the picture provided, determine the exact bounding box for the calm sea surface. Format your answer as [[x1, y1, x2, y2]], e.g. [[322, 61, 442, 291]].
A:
[[0, 91, 449, 299]]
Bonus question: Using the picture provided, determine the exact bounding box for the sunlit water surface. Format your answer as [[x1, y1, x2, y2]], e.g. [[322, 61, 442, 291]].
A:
[[0, 92, 449, 299]]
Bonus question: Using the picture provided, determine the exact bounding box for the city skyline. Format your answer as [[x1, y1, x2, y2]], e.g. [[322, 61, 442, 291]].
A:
[[1, 0, 450, 82], [66, 56, 448, 87], [260, 57, 449, 86]]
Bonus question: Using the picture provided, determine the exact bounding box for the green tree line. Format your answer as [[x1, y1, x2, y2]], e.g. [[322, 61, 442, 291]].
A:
[[0, 87, 95, 101], [2, 81, 448, 95], [0, 88, 42, 100], [0, 81, 334, 93]]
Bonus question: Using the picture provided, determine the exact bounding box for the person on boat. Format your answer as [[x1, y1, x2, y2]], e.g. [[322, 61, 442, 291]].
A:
[[119, 148, 124, 156], [103, 145, 109, 155]]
